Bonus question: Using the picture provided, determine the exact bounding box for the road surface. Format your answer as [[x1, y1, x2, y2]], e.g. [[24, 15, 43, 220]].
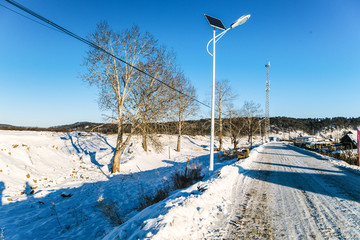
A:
[[226, 142, 360, 239]]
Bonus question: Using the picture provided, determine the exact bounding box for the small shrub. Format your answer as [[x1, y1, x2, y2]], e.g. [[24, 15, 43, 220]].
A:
[[51, 202, 63, 230], [339, 150, 357, 165], [172, 172, 189, 189], [172, 163, 204, 190], [0, 226, 4, 240], [197, 185, 207, 192], [218, 149, 237, 162], [96, 198, 123, 226], [186, 163, 204, 182], [137, 161, 204, 211], [139, 186, 170, 210], [320, 150, 358, 166], [72, 208, 87, 226]]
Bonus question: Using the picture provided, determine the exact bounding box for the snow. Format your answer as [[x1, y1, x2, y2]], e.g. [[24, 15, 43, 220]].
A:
[[1, 130, 359, 239], [105, 142, 360, 239], [103, 147, 261, 240], [0, 130, 245, 239], [292, 144, 360, 176]]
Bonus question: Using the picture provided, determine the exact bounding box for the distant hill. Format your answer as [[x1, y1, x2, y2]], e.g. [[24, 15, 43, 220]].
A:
[[0, 124, 13, 127], [0, 122, 117, 133], [50, 122, 118, 134], [51, 122, 102, 130], [0, 124, 43, 131], [270, 117, 360, 135], [1, 116, 359, 136]]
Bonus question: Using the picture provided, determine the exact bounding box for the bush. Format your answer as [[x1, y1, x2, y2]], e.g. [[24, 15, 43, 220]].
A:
[[320, 150, 358, 165], [218, 149, 237, 162], [138, 161, 204, 211], [96, 198, 123, 226], [139, 186, 170, 210], [338, 151, 358, 165], [171, 163, 204, 190]]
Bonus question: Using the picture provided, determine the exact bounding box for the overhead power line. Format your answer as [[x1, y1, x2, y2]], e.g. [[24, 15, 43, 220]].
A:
[[4, 0, 210, 109], [0, 3, 61, 33]]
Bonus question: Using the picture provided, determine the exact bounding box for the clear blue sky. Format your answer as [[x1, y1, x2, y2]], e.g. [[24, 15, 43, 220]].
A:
[[1, 0, 359, 127]]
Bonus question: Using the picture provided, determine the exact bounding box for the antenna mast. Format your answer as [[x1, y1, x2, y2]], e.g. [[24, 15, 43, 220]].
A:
[[265, 61, 270, 141]]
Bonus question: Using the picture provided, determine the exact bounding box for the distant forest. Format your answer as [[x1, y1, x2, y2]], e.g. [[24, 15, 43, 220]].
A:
[[270, 117, 360, 135], [1, 117, 359, 136]]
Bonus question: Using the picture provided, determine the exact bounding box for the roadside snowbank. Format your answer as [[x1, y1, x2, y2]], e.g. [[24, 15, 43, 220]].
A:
[[103, 145, 263, 239], [288, 143, 360, 175]]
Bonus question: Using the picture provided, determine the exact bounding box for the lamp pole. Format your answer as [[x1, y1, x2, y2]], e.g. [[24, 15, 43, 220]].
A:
[[205, 14, 251, 172], [210, 27, 216, 171]]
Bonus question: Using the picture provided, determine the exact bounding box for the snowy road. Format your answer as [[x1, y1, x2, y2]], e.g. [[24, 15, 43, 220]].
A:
[[226, 142, 360, 239]]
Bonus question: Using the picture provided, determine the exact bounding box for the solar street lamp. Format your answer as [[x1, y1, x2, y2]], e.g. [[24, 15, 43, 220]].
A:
[[205, 14, 250, 172], [230, 15, 251, 29]]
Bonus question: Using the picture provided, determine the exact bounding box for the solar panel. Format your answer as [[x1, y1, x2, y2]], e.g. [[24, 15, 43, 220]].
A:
[[204, 14, 226, 30]]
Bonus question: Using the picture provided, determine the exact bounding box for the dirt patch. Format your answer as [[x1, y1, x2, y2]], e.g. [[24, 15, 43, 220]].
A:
[[227, 150, 276, 239], [228, 187, 275, 239]]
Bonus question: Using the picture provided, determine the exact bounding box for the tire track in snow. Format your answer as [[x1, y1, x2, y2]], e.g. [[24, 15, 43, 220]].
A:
[[226, 151, 276, 239], [286, 146, 360, 239], [267, 147, 321, 239], [226, 142, 360, 239]]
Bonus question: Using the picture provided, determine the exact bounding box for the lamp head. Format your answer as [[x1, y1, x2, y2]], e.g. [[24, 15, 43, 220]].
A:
[[230, 14, 251, 29]]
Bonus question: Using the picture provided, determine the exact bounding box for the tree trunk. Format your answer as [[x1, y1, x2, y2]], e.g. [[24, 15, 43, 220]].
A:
[[111, 124, 131, 173], [219, 103, 223, 151], [233, 138, 238, 150], [176, 121, 182, 152], [250, 131, 253, 149], [112, 132, 122, 173], [112, 146, 122, 173], [142, 133, 148, 152], [141, 122, 148, 152], [140, 117, 148, 152], [248, 122, 251, 143]]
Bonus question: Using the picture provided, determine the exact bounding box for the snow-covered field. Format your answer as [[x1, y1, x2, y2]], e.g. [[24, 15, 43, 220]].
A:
[[1, 130, 359, 239], [0, 130, 248, 239]]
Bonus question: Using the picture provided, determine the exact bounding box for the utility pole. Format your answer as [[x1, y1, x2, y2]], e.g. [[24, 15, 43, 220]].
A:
[[265, 61, 270, 142]]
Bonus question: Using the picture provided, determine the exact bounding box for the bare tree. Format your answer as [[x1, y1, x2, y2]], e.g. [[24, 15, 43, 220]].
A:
[[241, 101, 262, 148], [228, 105, 244, 149], [82, 22, 162, 173], [215, 79, 235, 150], [131, 47, 177, 152], [169, 71, 198, 152]]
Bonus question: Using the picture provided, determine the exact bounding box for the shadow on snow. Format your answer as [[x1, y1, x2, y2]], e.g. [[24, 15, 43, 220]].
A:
[[237, 144, 360, 203], [0, 149, 233, 240]]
